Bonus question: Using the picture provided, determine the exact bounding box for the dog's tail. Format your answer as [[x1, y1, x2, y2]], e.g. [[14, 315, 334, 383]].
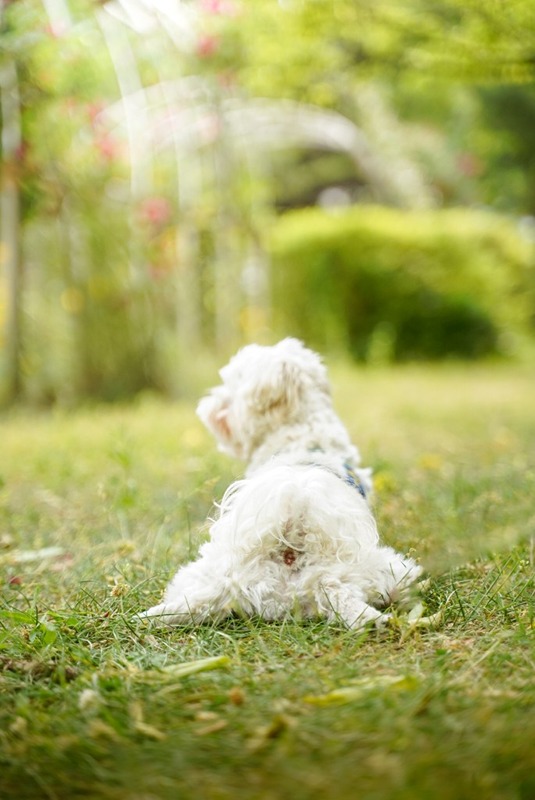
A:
[[211, 464, 379, 560]]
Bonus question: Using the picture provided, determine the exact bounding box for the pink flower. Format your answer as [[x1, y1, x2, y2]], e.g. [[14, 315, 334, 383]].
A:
[[139, 197, 172, 227], [95, 133, 119, 162], [200, 0, 238, 15], [87, 102, 105, 126], [196, 34, 219, 58], [44, 21, 68, 38]]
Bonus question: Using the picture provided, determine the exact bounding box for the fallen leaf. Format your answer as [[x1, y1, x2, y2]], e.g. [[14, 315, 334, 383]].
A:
[[398, 608, 445, 641], [195, 711, 220, 722], [134, 721, 167, 741], [1, 546, 65, 565], [304, 675, 419, 706], [195, 719, 228, 736], [408, 602, 426, 622], [87, 720, 121, 741], [129, 655, 230, 684]]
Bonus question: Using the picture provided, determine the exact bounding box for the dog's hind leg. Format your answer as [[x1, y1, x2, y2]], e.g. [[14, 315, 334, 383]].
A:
[[139, 555, 234, 626], [315, 581, 389, 630], [367, 547, 423, 610]]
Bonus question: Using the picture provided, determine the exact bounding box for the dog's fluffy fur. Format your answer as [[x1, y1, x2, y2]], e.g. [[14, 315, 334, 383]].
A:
[[143, 338, 421, 629]]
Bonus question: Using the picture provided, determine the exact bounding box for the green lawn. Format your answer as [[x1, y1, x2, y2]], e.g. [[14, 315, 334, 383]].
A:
[[1, 363, 534, 800]]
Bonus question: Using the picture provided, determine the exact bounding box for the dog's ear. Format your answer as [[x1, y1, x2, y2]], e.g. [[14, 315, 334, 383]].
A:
[[250, 359, 302, 418], [197, 393, 232, 445]]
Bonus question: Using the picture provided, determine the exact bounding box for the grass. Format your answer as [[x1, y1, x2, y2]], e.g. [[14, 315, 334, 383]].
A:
[[0, 362, 534, 800]]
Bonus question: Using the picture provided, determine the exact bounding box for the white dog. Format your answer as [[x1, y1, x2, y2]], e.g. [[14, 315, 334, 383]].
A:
[[142, 338, 421, 629]]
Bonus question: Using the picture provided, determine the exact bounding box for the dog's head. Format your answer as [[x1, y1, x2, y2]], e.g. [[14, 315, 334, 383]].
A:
[[196, 338, 331, 460]]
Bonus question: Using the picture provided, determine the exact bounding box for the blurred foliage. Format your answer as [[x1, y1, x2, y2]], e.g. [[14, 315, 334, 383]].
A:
[[270, 205, 535, 362], [1, 0, 535, 405], [476, 85, 535, 213], [235, 0, 535, 97]]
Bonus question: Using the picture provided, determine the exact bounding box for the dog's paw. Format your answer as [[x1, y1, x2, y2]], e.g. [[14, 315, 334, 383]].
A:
[[133, 603, 175, 626], [132, 610, 150, 623], [344, 605, 390, 631]]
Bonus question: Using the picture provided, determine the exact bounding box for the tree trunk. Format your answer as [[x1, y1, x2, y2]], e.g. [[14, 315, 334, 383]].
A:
[[0, 59, 23, 404]]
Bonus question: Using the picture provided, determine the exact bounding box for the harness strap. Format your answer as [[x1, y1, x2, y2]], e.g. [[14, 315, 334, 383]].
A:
[[302, 449, 367, 500], [342, 461, 367, 499]]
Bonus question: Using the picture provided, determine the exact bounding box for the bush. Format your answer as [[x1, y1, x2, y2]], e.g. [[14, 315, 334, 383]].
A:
[[268, 206, 535, 361]]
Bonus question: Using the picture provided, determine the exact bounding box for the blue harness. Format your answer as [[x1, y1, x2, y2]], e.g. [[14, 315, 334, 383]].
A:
[[342, 461, 367, 499], [304, 448, 368, 500]]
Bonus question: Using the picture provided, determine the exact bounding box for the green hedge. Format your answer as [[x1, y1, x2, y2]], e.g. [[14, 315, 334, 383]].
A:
[[268, 206, 535, 361]]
